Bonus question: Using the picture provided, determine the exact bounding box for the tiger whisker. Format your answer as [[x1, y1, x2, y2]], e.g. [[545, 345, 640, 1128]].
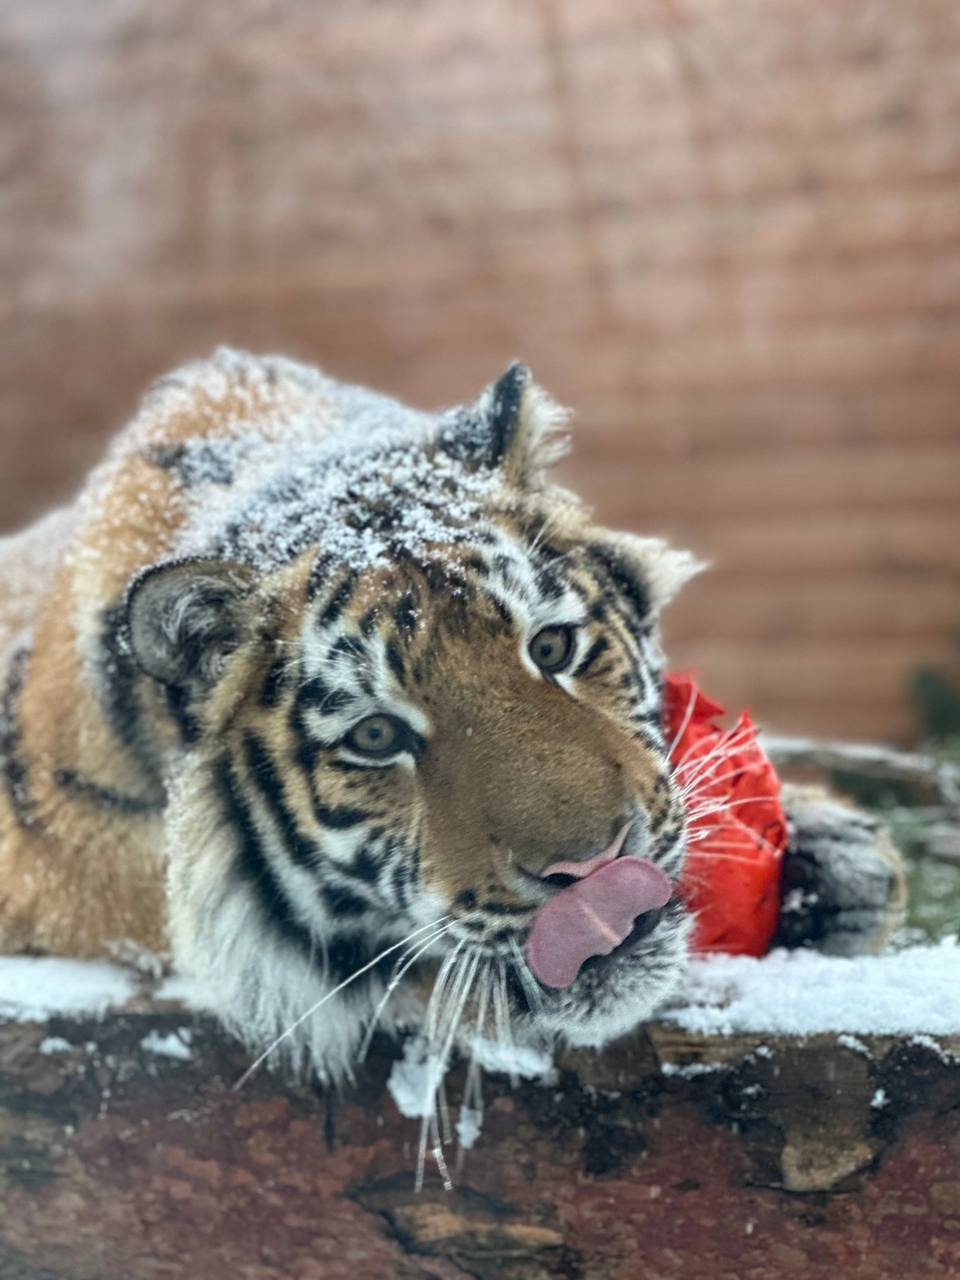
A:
[[665, 680, 699, 763], [232, 914, 451, 1091], [509, 936, 544, 1012], [680, 769, 771, 813], [674, 723, 758, 789], [683, 794, 777, 824], [677, 749, 765, 804], [492, 957, 518, 1088], [356, 920, 459, 1062], [457, 958, 493, 1172], [687, 839, 780, 859], [416, 945, 481, 1192], [674, 721, 758, 779]]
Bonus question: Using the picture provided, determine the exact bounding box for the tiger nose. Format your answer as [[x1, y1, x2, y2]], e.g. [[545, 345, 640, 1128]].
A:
[[515, 818, 635, 881]]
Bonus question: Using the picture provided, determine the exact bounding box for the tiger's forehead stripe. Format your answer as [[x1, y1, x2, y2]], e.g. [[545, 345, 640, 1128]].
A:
[[296, 528, 591, 715], [297, 571, 436, 739]]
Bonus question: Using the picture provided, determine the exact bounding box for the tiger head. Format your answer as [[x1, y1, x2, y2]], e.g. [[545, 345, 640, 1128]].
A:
[[124, 362, 700, 1080]]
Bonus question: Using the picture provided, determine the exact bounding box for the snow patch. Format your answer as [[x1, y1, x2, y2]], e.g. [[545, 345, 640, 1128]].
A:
[[387, 1037, 435, 1119], [140, 1029, 193, 1061], [155, 973, 207, 1007], [660, 1060, 723, 1078], [667, 937, 960, 1037], [38, 1035, 74, 1055], [908, 1033, 956, 1063], [387, 1034, 554, 1124], [0, 957, 136, 1021], [456, 1106, 483, 1150], [471, 1036, 555, 1082], [837, 1034, 871, 1056]]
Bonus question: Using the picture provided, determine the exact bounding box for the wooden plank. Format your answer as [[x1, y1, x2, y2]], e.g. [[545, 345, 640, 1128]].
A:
[[667, 572, 960, 641], [666, 635, 955, 695], [613, 512, 960, 575], [575, 442, 960, 517]]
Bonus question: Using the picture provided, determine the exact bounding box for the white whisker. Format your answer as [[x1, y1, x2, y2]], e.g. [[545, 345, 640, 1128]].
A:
[[415, 945, 481, 1192], [665, 680, 699, 763], [674, 723, 757, 791], [492, 958, 518, 1088], [356, 920, 458, 1062], [683, 793, 777, 825], [232, 914, 450, 1091], [509, 937, 544, 1012], [457, 959, 493, 1172]]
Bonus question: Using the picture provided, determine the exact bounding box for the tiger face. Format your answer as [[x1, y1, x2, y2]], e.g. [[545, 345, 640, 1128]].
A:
[[124, 361, 699, 1080]]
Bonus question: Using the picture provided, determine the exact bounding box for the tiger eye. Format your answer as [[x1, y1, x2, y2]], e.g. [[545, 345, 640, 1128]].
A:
[[345, 714, 401, 757], [528, 625, 576, 674]]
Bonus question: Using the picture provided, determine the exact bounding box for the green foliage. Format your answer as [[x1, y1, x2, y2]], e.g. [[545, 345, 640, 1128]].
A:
[[912, 666, 960, 746]]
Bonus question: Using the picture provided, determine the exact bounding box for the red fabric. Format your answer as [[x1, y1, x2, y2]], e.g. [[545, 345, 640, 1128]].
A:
[[663, 673, 787, 956]]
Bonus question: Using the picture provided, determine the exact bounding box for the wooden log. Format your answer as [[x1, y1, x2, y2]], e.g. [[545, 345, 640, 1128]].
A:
[[763, 735, 960, 810], [1, 999, 958, 1279]]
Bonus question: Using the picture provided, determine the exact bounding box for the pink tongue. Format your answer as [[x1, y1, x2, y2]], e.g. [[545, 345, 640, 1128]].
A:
[[526, 859, 672, 990]]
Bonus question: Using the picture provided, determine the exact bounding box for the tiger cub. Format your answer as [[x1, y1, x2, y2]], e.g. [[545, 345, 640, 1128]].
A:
[[0, 350, 905, 1080]]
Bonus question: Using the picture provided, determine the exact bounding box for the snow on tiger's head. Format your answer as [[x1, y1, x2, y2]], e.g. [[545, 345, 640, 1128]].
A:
[[123, 356, 701, 1076]]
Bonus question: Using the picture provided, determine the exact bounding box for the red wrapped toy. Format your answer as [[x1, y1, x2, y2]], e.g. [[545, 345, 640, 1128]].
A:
[[663, 673, 787, 957]]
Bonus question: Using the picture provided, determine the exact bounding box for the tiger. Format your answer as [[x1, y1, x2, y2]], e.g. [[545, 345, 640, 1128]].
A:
[[0, 348, 906, 1083]]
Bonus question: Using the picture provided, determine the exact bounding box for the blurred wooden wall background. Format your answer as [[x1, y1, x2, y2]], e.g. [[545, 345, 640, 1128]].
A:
[[2, 0, 959, 743]]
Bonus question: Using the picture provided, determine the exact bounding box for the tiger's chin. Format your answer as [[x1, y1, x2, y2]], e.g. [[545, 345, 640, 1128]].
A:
[[512, 899, 693, 1054]]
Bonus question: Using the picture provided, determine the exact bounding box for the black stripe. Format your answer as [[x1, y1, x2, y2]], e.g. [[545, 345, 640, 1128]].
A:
[[97, 603, 157, 771], [485, 592, 514, 629], [328, 635, 366, 662], [536, 568, 564, 601], [478, 900, 533, 916], [588, 544, 650, 623], [346, 842, 385, 885], [391, 861, 412, 910], [296, 678, 356, 716], [215, 756, 314, 955], [317, 574, 357, 627], [243, 732, 319, 870], [393, 593, 419, 636], [306, 553, 335, 601], [583, 560, 650, 697], [632, 709, 663, 728], [573, 635, 610, 678], [0, 647, 37, 829], [385, 642, 405, 685], [53, 768, 163, 816], [325, 933, 383, 988], [321, 881, 370, 917], [464, 555, 490, 578], [143, 441, 234, 486], [309, 789, 370, 829], [164, 684, 201, 745], [260, 659, 289, 708]]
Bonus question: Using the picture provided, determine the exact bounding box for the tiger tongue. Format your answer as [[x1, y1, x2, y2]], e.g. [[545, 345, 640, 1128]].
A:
[[526, 858, 672, 990]]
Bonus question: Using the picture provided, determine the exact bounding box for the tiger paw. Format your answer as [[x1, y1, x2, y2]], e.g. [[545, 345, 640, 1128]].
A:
[[774, 785, 907, 956]]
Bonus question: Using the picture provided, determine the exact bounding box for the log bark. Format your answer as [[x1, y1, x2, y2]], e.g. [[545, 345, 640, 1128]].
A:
[[763, 735, 960, 811], [1, 1000, 958, 1279]]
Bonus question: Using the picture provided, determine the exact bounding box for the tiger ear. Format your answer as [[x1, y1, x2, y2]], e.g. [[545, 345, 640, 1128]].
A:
[[593, 533, 705, 616], [124, 558, 260, 691], [436, 362, 569, 486]]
